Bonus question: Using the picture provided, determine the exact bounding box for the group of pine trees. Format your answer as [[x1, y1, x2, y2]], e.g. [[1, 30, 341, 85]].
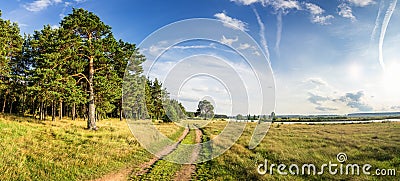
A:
[[0, 9, 186, 130]]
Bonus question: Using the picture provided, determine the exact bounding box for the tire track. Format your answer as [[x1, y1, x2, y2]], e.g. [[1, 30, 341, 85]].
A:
[[173, 125, 203, 181], [134, 126, 190, 177], [93, 126, 189, 181]]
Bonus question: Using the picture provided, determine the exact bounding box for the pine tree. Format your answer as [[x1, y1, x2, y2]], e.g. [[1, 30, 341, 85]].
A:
[[61, 8, 116, 130], [0, 11, 23, 114]]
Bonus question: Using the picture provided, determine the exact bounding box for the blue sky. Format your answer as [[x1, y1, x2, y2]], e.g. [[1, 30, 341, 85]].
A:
[[1, 0, 399, 115]]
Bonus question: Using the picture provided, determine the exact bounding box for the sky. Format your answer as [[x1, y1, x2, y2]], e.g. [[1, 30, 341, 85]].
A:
[[0, 0, 399, 115]]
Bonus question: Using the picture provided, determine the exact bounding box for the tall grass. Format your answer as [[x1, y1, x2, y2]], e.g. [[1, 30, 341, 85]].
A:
[[0, 115, 150, 180], [195, 122, 400, 180]]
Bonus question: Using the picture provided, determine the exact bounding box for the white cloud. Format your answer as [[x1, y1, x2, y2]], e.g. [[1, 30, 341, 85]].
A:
[[147, 41, 169, 57], [338, 3, 357, 22], [230, 0, 262, 5], [312, 15, 334, 25], [220, 35, 238, 46], [51, 24, 59, 29], [305, 3, 324, 15], [306, 78, 328, 88], [347, 0, 375, 7], [270, 0, 301, 12], [214, 12, 248, 31], [304, 3, 334, 25], [23, 0, 63, 12], [238, 43, 251, 50]]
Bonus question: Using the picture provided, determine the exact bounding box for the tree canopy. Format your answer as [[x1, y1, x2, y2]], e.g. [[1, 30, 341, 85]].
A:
[[0, 8, 187, 128], [196, 100, 214, 120]]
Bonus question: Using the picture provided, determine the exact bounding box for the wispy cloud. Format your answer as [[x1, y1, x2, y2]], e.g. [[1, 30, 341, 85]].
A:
[[23, 0, 63, 12], [275, 11, 282, 56], [220, 35, 239, 46], [230, 0, 262, 6], [305, 78, 374, 112], [269, 0, 301, 12], [252, 7, 270, 59], [379, 0, 398, 70], [305, 2, 324, 15], [335, 91, 373, 112], [347, 0, 376, 7], [60, 0, 87, 19], [338, 3, 357, 21], [306, 78, 328, 88], [307, 92, 329, 106], [237, 43, 251, 50], [305, 2, 334, 25], [312, 15, 335, 25], [270, 1, 301, 55], [214, 12, 248, 31], [371, 0, 385, 42]]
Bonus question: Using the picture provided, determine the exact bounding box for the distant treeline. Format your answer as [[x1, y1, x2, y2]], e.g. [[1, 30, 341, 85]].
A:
[[0, 9, 185, 129]]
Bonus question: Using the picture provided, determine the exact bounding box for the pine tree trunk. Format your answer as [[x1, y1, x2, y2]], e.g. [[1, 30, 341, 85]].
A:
[[52, 100, 55, 121], [40, 101, 44, 121], [119, 100, 123, 121], [88, 56, 97, 130], [9, 101, 13, 114], [59, 99, 63, 120], [44, 101, 47, 120], [72, 102, 76, 121], [2, 93, 7, 113], [21, 94, 26, 116], [66, 105, 69, 118]]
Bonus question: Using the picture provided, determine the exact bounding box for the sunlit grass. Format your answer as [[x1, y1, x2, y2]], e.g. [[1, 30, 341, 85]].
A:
[[195, 121, 400, 180], [130, 128, 197, 180], [2, 114, 399, 180], [0, 115, 150, 180]]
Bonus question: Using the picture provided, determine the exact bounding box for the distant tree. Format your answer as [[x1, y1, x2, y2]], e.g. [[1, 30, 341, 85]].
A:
[[186, 112, 195, 118], [271, 112, 276, 121], [197, 100, 214, 120], [236, 114, 245, 120], [194, 108, 201, 117]]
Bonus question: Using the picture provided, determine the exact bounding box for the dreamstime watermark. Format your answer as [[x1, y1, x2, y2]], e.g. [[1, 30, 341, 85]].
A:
[[257, 153, 397, 176], [123, 18, 275, 164]]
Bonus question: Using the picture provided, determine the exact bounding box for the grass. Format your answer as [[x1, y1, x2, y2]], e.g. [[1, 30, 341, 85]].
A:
[[153, 122, 185, 141], [130, 127, 197, 180], [0, 114, 151, 181], [1, 114, 399, 180], [195, 121, 400, 180]]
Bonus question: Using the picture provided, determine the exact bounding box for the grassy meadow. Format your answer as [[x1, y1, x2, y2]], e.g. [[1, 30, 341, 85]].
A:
[[0, 114, 152, 180], [0, 114, 399, 180]]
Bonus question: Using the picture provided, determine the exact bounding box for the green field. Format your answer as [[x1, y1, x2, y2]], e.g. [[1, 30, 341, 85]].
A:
[[0, 114, 399, 180]]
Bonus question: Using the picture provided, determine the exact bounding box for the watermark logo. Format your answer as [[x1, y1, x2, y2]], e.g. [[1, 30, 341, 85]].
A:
[[257, 153, 397, 176], [123, 18, 275, 164], [336, 152, 347, 163]]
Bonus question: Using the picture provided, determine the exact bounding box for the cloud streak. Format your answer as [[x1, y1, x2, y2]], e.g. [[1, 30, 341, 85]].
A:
[[275, 11, 282, 56], [371, 0, 385, 42], [214, 12, 248, 31], [252, 7, 270, 60], [23, 0, 62, 12], [347, 0, 376, 7], [379, 0, 397, 70]]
